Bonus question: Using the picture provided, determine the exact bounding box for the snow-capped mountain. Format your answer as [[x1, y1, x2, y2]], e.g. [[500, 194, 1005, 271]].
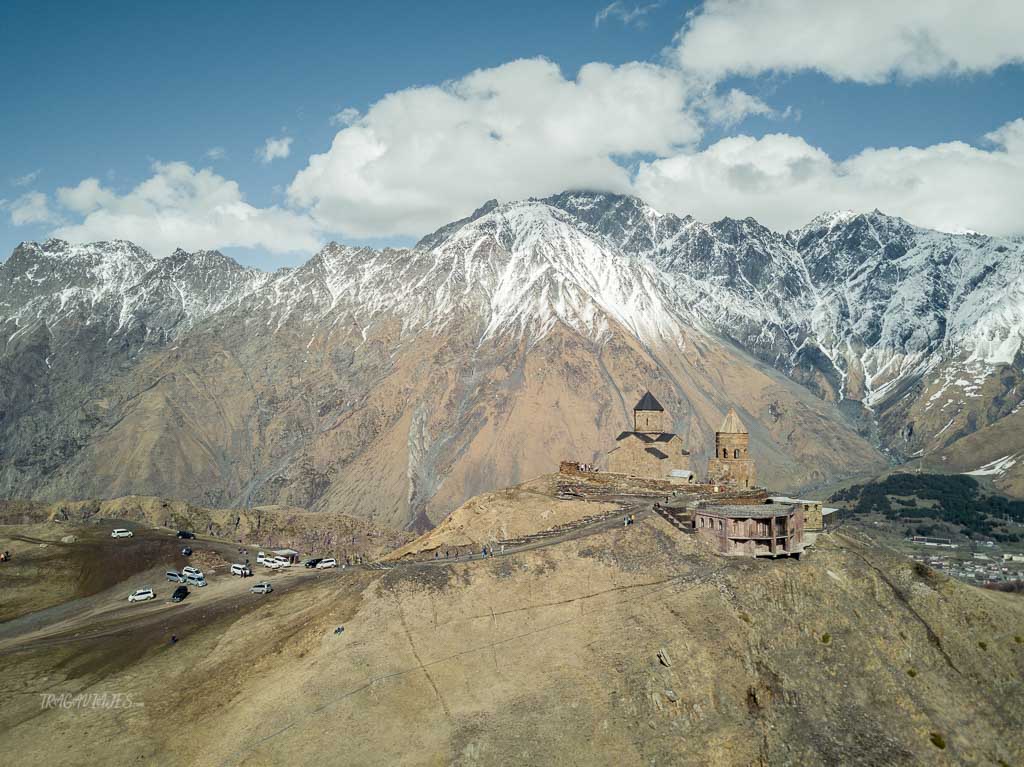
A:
[[1, 192, 1022, 524]]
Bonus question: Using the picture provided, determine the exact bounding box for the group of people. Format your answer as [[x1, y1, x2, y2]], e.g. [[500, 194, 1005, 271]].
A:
[[430, 544, 507, 562], [622, 514, 636, 527]]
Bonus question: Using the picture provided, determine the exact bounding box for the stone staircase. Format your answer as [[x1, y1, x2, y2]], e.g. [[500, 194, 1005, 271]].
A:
[[653, 503, 693, 533]]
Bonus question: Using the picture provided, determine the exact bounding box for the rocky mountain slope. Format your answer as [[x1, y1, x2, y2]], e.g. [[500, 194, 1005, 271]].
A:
[[1, 507, 1022, 766], [1, 192, 1022, 528]]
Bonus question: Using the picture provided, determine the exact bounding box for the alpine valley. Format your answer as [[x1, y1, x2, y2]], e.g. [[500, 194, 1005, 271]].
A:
[[2, 192, 1023, 529]]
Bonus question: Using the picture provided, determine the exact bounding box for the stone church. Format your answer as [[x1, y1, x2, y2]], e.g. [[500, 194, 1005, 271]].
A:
[[607, 392, 690, 479], [706, 407, 757, 488]]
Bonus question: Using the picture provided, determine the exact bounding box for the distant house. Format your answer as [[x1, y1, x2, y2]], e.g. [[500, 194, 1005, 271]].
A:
[[607, 392, 690, 480]]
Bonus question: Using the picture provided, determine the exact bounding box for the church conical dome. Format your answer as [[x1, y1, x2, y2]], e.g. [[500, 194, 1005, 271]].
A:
[[634, 391, 664, 412], [719, 407, 747, 434]]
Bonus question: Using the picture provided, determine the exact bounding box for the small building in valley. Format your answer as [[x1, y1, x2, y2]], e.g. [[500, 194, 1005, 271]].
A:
[[691, 500, 804, 558], [706, 408, 757, 489], [607, 392, 690, 480]]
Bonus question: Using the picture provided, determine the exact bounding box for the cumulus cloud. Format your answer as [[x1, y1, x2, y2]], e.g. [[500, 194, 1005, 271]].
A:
[[205, 146, 227, 161], [51, 162, 320, 256], [594, 2, 660, 28], [699, 88, 775, 127], [674, 0, 1024, 83], [258, 136, 293, 164], [632, 118, 1024, 235], [7, 192, 58, 226], [287, 57, 705, 237], [56, 178, 117, 215]]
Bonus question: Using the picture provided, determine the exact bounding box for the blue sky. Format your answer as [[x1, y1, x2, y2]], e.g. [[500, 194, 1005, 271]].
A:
[[3, 0, 1023, 268]]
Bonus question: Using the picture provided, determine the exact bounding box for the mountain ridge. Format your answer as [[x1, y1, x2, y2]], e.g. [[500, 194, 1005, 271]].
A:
[[2, 192, 1022, 526]]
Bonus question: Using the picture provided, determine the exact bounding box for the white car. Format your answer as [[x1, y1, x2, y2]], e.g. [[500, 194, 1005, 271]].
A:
[[128, 588, 154, 603], [256, 552, 267, 565], [182, 566, 203, 579], [250, 582, 273, 594], [263, 559, 282, 569], [111, 528, 133, 538], [316, 558, 338, 569], [272, 556, 292, 568]]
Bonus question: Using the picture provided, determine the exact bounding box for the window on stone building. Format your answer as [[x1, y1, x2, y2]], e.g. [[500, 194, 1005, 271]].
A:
[[733, 448, 740, 459]]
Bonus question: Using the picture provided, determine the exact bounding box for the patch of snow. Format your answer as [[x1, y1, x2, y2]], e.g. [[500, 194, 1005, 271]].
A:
[[965, 454, 1019, 476]]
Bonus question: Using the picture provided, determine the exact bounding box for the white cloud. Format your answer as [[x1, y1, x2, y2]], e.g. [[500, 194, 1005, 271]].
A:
[[287, 57, 704, 238], [632, 118, 1024, 236], [205, 146, 227, 161], [56, 178, 116, 215], [594, 2, 660, 28], [52, 162, 320, 256], [12, 170, 41, 187], [674, 0, 1024, 84], [329, 108, 360, 127], [8, 192, 58, 226], [258, 136, 293, 164], [699, 88, 775, 127]]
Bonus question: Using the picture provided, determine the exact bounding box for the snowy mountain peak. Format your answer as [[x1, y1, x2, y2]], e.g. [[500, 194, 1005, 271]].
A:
[[3, 193, 1023, 467]]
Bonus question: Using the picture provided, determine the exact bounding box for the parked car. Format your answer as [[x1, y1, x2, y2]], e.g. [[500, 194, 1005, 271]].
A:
[[263, 559, 281, 569], [128, 588, 155, 603], [111, 528, 133, 538], [304, 558, 323, 569], [230, 563, 252, 577], [250, 582, 273, 594], [171, 585, 189, 602], [165, 570, 184, 583], [182, 566, 202, 578], [256, 551, 267, 565], [176, 530, 195, 539], [316, 558, 338, 570], [272, 556, 292, 568], [181, 546, 193, 557], [184, 574, 207, 587]]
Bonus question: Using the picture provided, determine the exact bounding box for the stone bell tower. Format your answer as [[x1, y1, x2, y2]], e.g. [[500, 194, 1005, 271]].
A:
[[633, 391, 665, 433], [706, 407, 757, 488]]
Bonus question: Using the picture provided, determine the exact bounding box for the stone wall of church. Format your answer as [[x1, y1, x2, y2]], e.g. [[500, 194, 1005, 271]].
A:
[[634, 410, 664, 433], [707, 457, 757, 489], [608, 438, 688, 479], [714, 432, 750, 460]]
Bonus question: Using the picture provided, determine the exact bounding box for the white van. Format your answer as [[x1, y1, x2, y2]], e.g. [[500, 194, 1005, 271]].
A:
[[272, 556, 292, 568], [256, 552, 267, 565], [182, 566, 203, 579], [316, 558, 337, 569], [111, 528, 133, 538], [184, 573, 207, 587], [230, 563, 251, 577]]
